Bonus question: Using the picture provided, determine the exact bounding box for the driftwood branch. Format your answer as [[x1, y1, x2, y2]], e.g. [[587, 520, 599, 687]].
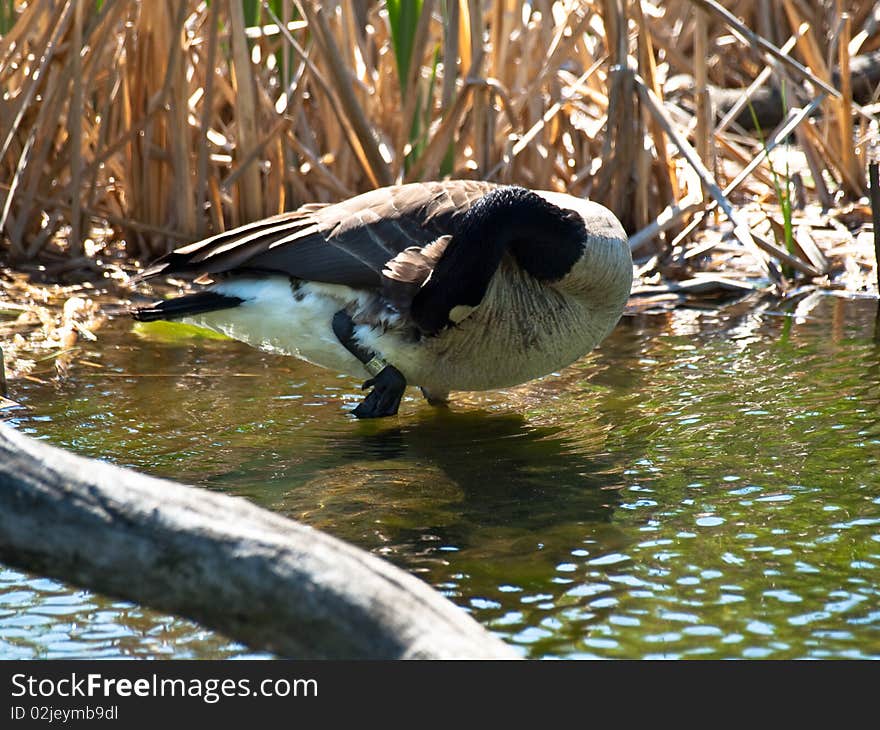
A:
[[0, 422, 517, 659]]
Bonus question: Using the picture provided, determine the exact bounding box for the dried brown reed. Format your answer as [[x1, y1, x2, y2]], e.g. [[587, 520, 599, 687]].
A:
[[0, 0, 877, 288]]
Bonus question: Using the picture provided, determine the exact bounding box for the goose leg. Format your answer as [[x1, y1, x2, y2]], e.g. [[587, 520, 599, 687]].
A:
[[332, 310, 406, 418], [420, 387, 449, 407]]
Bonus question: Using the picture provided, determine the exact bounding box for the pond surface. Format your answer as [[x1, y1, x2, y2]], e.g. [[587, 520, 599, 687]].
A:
[[2, 292, 880, 659]]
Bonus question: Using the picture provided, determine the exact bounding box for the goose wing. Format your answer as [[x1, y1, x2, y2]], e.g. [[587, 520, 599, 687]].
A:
[[135, 180, 496, 290]]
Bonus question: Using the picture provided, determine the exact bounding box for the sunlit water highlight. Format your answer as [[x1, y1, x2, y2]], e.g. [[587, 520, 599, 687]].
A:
[[2, 293, 879, 659]]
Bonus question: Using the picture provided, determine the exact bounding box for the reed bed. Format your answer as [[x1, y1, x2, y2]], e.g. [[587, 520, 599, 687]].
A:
[[0, 0, 878, 295]]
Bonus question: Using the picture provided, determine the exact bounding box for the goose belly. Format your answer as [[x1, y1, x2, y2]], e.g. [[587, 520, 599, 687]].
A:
[[362, 290, 613, 393], [181, 278, 366, 376]]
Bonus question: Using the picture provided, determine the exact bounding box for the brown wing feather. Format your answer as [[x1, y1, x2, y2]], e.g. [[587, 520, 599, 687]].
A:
[[380, 236, 451, 313], [135, 180, 496, 290]]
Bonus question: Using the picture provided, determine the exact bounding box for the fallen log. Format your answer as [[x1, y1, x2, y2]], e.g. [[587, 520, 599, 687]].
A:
[[0, 422, 517, 659]]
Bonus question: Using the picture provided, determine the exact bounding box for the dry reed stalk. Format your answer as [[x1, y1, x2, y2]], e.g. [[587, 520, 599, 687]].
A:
[[715, 33, 801, 135], [635, 73, 781, 279], [522, 5, 592, 107], [756, 0, 774, 45], [794, 124, 833, 209], [298, 2, 392, 188], [223, 117, 291, 192], [634, 127, 651, 232], [396, 0, 434, 172], [229, 0, 264, 222], [170, 0, 195, 236], [0, 182, 190, 242], [242, 18, 309, 40], [267, 130, 285, 216], [68, 0, 84, 257], [510, 6, 537, 114], [468, 0, 489, 175], [113, 2, 195, 250], [441, 0, 459, 115], [691, 0, 840, 98], [0, 139, 31, 256], [195, 0, 221, 238], [634, 0, 678, 209], [781, 9, 829, 82], [284, 130, 355, 198], [668, 96, 825, 256], [593, 0, 639, 230], [84, 2, 130, 215], [627, 199, 705, 253], [489, 0, 513, 88], [850, 3, 880, 55], [714, 134, 776, 190], [802, 115, 864, 195], [782, 6, 838, 138], [790, 222, 830, 274], [644, 25, 694, 80], [404, 78, 475, 182], [264, 0, 364, 197], [0, 0, 73, 177], [694, 4, 712, 175], [837, 13, 866, 195], [0, 0, 43, 74], [329, 6, 366, 187], [16, 66, 71, 257], [1, 0, 876, 275], [458, 0, 472, 76], [281, 2, 293, 124], [207, 176, 225, 234], [750, 225, 820, 277], [488, 64, 597, 180], [402, 1, 488, 185]]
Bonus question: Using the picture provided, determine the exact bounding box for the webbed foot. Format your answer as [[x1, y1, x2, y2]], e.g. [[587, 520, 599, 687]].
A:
[[353, 365, 407, 418]]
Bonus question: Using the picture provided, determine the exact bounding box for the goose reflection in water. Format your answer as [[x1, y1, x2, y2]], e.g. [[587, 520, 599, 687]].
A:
[[210, 409, 626, 559]]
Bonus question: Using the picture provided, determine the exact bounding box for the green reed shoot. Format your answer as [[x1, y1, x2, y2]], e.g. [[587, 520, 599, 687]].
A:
[[387, 0, 423, 99], [747, 86, 795, 277], [0, 0, 17, 34]]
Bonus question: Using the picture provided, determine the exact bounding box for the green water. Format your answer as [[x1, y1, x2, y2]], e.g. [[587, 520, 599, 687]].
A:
[[2, 292, 880, 659]]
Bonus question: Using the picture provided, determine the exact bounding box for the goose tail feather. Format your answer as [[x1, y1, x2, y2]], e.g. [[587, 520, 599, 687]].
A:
[[131, 291, 244, 322]]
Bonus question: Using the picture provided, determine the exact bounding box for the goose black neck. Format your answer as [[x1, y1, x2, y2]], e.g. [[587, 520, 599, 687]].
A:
[[410, 186, 586, 335]]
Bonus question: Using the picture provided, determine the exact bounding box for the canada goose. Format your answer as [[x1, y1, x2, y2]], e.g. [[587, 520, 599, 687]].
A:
[[132, 181, 632, 418]]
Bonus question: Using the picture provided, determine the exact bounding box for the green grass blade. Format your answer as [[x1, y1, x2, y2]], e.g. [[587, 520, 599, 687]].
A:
[[746, 92, 795, 271], [243, 0, 260, 27], [0, 0, 15, 34], [387, 0, 423, 100], [404, 44, 441, 173]]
